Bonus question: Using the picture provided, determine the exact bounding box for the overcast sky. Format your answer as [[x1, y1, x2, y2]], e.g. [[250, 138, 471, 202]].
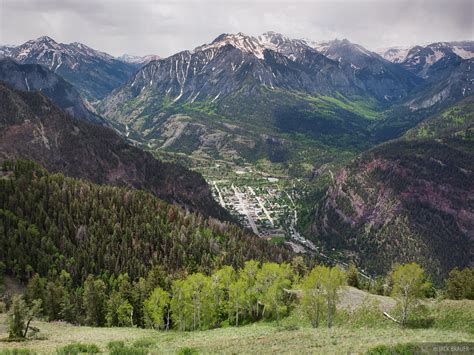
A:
[[1, 0, 472, 57]]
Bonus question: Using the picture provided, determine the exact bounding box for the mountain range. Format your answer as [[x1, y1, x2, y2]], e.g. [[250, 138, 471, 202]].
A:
[[1, 32, 473, 280], [0, 36, 138, 100], [96, 32, 472, 171]]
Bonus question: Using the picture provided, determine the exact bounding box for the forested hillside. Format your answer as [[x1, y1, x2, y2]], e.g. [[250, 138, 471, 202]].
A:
[[311, 98, 474, 280], [0, 82, 230, 221], [0, 160, 290, 283]]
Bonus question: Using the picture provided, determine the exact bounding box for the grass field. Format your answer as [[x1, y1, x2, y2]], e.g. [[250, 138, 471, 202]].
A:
[[1, 295, 473, 354], [1, 287, 472, 354]]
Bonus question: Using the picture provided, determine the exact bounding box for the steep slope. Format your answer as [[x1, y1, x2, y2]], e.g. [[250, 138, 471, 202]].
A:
[[404, 58, 473, 111], [2, 36, 137, 100], [310, 98, 474, 280], [0, 59, 103, 124], [307, 38, 422, 101], [99, 33, 423, 172], [0, 160, 290, 281], [404, 95, 474, 138], [0, 82, 230, 221], [370, 57, 473, 141]]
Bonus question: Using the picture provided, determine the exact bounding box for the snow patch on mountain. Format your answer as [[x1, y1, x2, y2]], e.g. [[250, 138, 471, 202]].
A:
[[196, 33, 267, 59], [118, 53, 160, 65], [377, 46, 412, 63]]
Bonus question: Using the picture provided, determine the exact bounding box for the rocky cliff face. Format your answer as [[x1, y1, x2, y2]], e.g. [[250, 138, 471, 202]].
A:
[[0, 82, 231, 221], [311, 99, 474, 280]]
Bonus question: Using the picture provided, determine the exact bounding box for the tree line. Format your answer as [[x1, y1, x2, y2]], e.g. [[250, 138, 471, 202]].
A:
[[6, 259, 344, 336], [7, 259, 472, 339]]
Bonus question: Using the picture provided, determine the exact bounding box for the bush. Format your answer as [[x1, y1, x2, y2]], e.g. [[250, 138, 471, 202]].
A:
[[132, 338, 156, 348], [404, 304, 434, 329], [366, 343, 420, 354], [107, 341, 125, 351], [56, 343, 100, 354], [276, 316, 301, 331], [445, 268, 474, 300], [347, 262, 360, 289], [109, 347, 146, 355], [178, 348, 199, 355], [106, 340, 150, 355]]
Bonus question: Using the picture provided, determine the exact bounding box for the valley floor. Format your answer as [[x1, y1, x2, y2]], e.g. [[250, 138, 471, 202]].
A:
[[0, 313, 472, 354]]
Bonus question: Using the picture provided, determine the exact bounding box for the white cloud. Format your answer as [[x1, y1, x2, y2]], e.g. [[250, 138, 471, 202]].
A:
[[0, 0, 472, 57]]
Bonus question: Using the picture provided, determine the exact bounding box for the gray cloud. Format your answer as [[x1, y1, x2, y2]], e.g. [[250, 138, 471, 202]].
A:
[[1, 0, 472, 57]]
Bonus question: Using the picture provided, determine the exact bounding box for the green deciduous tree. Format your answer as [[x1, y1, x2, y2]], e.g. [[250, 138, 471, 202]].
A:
[[143, 287, 170, 330], [211, 265, 236, 322], [170, 273, 216, 331], [301, 265, 346, 328], [117, 299, 133, 327], [301, 266, 325, 328], [324, 266, 346, 328], [255, 262, 293, 320], [391, 263, 430, 326]]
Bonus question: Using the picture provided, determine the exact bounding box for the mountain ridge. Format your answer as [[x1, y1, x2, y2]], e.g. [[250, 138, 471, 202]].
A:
[[1, 36, 137, 100], [0, 59, 103, 124], [0, 81, 231, 221]]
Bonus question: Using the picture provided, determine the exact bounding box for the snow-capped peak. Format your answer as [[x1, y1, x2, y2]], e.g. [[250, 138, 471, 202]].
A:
[[258, 31, 290, 49], [69, 42, 115, 61], [34, 35, 57, 44], [24, 35, 61, 50], [195, 32, 268, 59]]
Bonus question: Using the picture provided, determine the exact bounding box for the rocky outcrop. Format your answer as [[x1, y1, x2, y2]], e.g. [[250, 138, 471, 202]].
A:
[[311, 108, 474, 280]]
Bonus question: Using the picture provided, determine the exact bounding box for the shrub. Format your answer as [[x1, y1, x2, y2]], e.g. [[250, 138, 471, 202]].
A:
[[107, 341, 125, 351], [109, 347, 147, 355], [445, 268, 474, 300], [106, 340, 151, 355], [56, 343, 100, 354], [276, 316, 301, 331], [347, 262, 360, 289], [178, 348, 199, 355], [404, 304, 434, 329], [132, 338, 156, 348], [366, 343, 420, 354]]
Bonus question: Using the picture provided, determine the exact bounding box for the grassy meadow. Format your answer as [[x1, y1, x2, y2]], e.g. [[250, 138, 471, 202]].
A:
[[1, 287, 473, 354]]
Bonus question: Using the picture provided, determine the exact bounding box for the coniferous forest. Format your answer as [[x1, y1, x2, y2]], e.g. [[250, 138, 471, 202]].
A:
[[0, 160, 291, 283]]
